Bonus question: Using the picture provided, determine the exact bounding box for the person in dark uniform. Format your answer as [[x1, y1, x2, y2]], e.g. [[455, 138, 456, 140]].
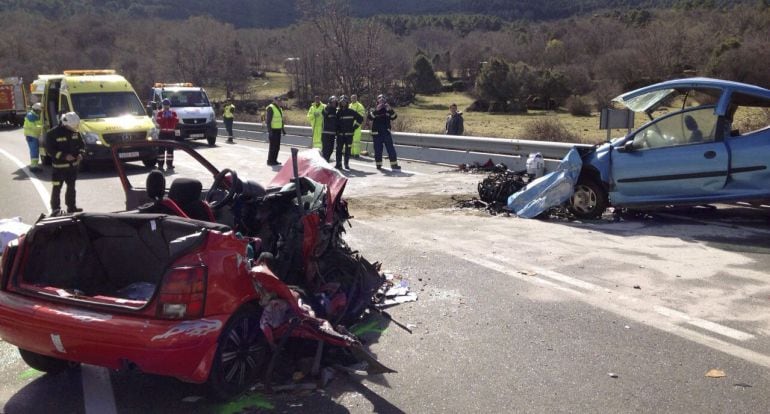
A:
[[321, 96, 339, 162], [367, 94, 401, 170], [335, 95, 363, 170], [265, 96, 285, 166], [45, 112, 85, 215]]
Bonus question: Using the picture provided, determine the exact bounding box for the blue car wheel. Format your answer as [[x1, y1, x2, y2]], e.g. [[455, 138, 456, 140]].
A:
[[569, 179, 608, 219]]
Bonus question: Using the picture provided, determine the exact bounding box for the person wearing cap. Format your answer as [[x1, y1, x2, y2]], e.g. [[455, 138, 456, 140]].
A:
[[223, 99, 236, 143], [23, 102, 44, 172], [367, 94, 401, 170], [306, 95, 325, 150], [349, 94, 366, 157], [321, 96, 339, 162], [265, 96, 285, 166], [45, 112, 85, 215], [335, 95, 363, 170], [155, 98, 179, 170]]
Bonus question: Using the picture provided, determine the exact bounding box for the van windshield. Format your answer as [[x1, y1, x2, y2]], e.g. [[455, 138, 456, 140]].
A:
[[71, 92, 146, 119], [162, 90, 210, 107]]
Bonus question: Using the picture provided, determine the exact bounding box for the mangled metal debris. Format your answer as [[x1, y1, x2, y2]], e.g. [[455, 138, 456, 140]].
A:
[[457, 148, 584, 219], [458, 158, 508, 174], [507, 148, 582, 218], [377, 273, 418, 307]]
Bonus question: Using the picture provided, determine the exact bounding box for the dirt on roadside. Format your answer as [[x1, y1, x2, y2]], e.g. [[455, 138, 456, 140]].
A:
[[347, 193, 478, 219]]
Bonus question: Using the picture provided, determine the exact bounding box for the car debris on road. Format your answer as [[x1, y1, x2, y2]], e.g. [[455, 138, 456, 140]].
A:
[[0, 143, 418, 401], [455, 149, 583, 219]]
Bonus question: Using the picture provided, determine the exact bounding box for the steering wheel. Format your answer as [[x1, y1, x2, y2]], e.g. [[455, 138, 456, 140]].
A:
[[205, 168, 239, 210]]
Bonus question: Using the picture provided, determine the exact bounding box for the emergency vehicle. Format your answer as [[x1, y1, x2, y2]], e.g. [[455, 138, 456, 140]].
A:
[[0, 77, 28, 127], [149, 83, 218, 146], [31, 70, 156, 168]]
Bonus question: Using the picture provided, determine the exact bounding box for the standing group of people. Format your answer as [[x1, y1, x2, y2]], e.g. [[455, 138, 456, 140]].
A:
[[19, 92, 446, 215], [307, 93, 401, 170]]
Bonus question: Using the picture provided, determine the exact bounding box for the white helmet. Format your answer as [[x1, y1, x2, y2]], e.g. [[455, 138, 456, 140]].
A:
[[61, 112, 80, 131], [31, 102, 42, 111]]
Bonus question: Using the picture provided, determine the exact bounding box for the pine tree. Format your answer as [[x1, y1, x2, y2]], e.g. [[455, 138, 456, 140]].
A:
[[408, 54, 443, 94]]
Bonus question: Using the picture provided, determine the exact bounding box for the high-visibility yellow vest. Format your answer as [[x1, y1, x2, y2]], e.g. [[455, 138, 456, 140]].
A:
[[23, 111, 43, 138], [350, 101, 365, 125], [223, 104, 235, 118], [267, 104, 283, 129], [307, 103, 325, 128]]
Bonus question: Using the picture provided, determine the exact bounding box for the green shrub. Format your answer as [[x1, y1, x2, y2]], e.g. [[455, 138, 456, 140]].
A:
[[522, 118, 582, 143], [565, 96, 592, 116]]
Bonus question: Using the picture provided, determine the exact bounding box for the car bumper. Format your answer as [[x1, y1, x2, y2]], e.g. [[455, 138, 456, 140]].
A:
[[178, 121, 217, 139], [84, 143, 157, 163], [0, 292, 226, 383]]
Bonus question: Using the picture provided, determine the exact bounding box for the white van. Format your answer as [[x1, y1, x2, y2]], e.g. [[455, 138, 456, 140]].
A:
[[148, 83, 217, 146]]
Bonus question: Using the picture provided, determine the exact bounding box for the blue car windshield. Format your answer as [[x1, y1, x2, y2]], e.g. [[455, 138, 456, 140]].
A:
[[71, 92, 146, 119]]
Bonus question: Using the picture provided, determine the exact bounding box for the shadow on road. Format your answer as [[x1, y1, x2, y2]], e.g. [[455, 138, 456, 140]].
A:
[[9, 162, 151, 183], [4, 368, 85, 414], [560, 205, 770, 255], [3, 312, 403, 414]]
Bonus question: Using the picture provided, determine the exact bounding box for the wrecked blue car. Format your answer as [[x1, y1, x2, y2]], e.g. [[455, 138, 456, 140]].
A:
[[570, 77, 770, 219]]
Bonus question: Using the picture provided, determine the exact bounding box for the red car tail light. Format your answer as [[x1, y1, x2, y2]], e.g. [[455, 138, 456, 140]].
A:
[[157, 266, 207, 319]]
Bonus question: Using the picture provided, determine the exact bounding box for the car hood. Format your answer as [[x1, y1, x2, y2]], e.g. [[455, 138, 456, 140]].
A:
[[173, 106, 214, 120], [80, 115, 154, 135]]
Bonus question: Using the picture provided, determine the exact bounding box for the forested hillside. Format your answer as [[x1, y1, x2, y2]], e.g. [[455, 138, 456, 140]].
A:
[[0, 0, 753, 28], [1, 0, 769, 128]]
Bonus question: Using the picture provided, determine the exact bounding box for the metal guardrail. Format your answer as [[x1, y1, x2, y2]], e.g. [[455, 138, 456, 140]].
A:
[[219, 120, 594, 171]]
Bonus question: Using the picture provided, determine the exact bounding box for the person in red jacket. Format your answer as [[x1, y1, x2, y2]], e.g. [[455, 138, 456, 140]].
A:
[[155, 99, 179, 170]]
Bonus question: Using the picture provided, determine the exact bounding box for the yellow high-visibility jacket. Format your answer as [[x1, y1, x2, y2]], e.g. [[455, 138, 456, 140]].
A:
[[307, 102, 326, 148]]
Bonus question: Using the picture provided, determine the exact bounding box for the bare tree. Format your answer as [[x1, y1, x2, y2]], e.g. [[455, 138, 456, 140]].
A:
[[168, 17, 236, 86], [294, 0, 408, 103]]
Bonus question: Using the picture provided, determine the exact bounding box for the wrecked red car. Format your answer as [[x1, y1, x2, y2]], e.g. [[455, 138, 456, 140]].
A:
[[0, 141, 391, 399]]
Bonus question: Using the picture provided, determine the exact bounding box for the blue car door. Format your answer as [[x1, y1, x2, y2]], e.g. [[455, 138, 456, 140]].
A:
[[610, 109, 729, 205]]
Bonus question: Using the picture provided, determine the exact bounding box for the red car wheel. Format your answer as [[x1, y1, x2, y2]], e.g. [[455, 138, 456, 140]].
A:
[[208, 306, 270, 400]]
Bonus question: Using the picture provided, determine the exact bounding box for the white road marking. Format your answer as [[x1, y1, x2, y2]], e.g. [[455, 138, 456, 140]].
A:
[[446, 234, 757, 342], [655, 305, 755, 341], [81, 365, 118, 414], [358, 221, 770, 368], [527, 264, 756, 342], [0, 148, 51, 214]]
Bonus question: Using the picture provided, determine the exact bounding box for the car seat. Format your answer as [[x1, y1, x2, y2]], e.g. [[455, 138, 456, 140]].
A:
[[168, 178, 216, 222], [137, 170, 188, 216]]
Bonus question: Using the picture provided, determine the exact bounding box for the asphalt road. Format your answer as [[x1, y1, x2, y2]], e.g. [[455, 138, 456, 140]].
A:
[[1, 126, 770, 413]]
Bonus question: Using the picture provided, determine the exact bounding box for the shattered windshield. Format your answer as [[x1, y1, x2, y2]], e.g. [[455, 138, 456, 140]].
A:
[[614, 89, 675, 113], [615, 87, 722, 123]]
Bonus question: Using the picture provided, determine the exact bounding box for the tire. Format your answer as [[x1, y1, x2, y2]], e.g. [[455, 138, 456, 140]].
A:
[[569, 179, 608, 219], [207, 305, 270, 401], [19, 348, 79, 374], [142, 158, 157, 168], [207, 135, 217, 146]]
